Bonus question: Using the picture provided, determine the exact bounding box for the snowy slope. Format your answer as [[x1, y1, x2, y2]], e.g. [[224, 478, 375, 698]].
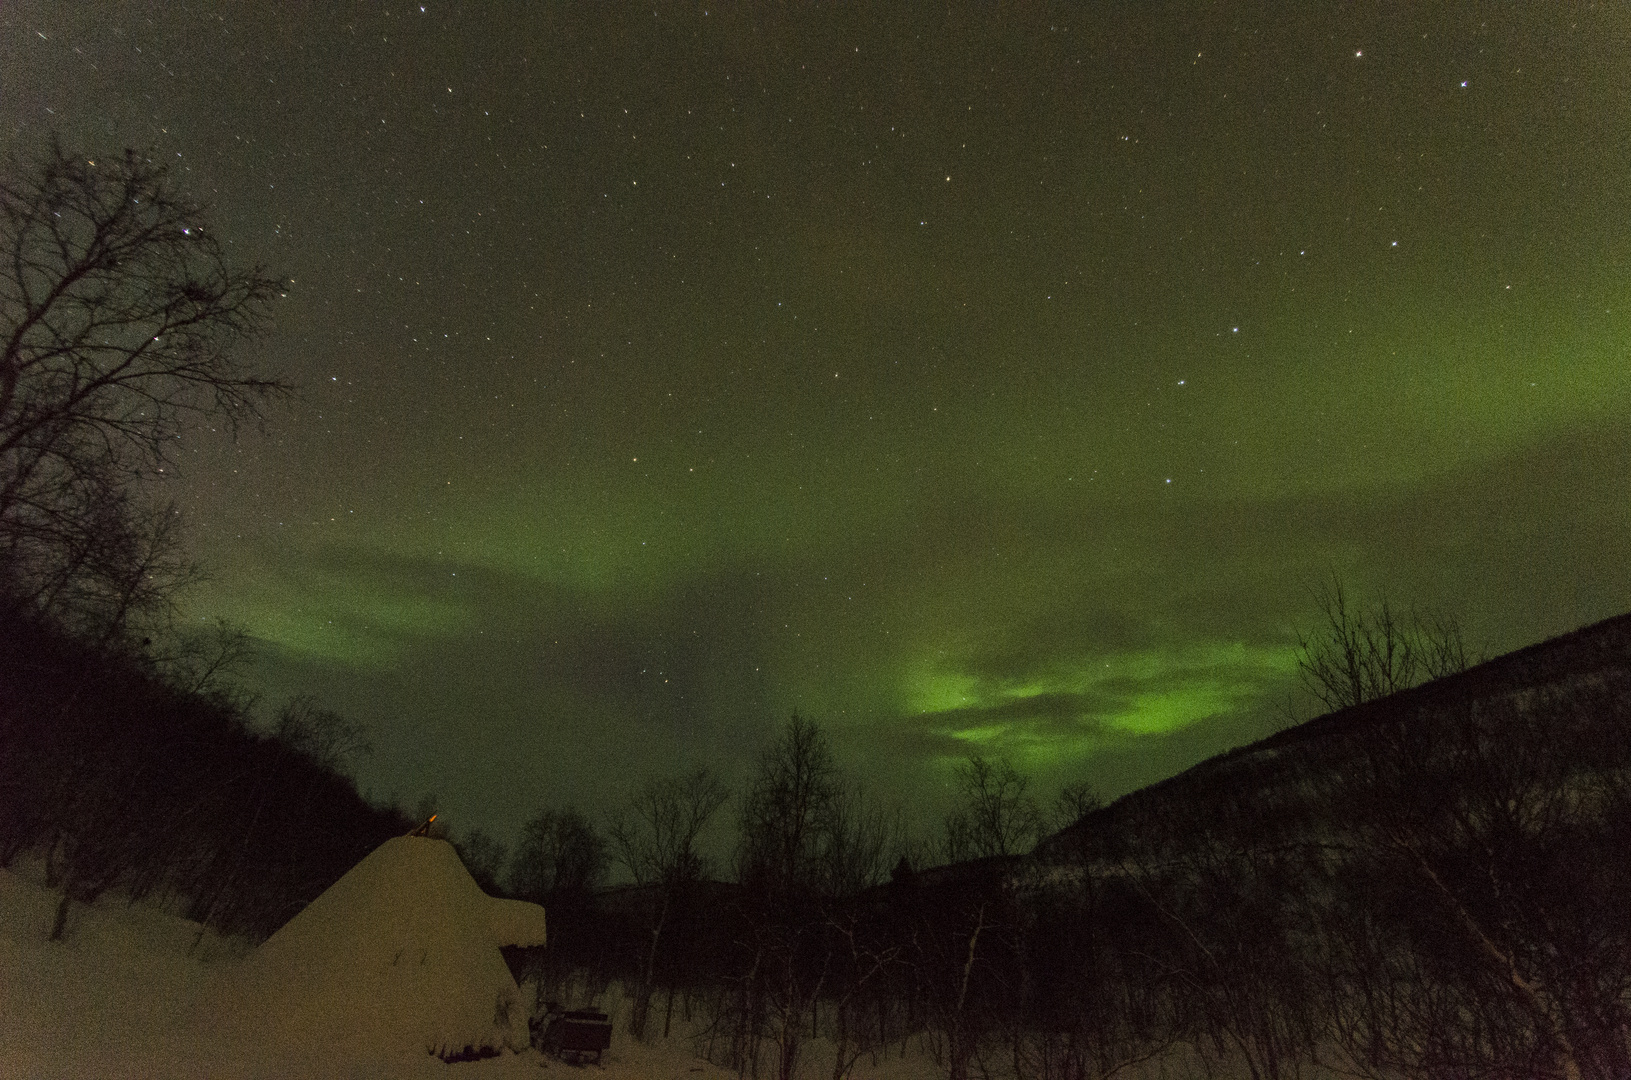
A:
[[0, 855, 744, 1078], [0, 854, 1227, 1079]]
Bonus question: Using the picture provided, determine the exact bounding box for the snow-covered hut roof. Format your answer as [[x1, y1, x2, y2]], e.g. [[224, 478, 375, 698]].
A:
[[235, 836, 545, 1060]]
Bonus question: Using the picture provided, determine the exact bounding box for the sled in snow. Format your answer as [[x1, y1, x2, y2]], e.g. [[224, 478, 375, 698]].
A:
[[536, 1002, 612, 1065]]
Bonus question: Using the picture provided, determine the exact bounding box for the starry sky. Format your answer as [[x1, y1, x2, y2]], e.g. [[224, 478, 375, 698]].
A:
[[4, 2, 1629, 849]]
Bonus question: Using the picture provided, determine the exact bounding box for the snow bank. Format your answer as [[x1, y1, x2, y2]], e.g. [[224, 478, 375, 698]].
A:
[[2, 848, 1234, 1078], [2, 857, 780, 1077], [228, 836, 545, 1061], [0, 859, 249, 1078]]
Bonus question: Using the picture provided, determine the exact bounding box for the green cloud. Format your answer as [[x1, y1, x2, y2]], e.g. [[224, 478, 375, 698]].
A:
[[912, 640, 1300, 767]]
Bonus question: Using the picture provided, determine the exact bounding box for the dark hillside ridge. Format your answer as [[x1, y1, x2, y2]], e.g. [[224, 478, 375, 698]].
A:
[[1037, 608, 1631, 861], [1252, 608, 1631, 753], [0, 601, 411, 938]]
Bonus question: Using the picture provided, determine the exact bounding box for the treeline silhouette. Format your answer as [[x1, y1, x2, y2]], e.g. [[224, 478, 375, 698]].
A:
[[0, 600, 412, 940], [503, 616, 1631, 1080], [0, 140, 370, 939], [5, 577, 1631, 1078]]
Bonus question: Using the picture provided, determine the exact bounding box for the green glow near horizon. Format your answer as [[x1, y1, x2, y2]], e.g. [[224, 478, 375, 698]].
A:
[[917, 641, 1300, 765]]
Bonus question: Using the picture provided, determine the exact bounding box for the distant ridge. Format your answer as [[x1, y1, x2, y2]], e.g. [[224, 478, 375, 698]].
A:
[[1253, 608, 1631, 754], [1039, 608, 1631, 860]]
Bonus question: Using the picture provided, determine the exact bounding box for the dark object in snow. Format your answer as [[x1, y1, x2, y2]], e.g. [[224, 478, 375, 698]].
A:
[[439, 1043, 502, 1063], [535, 1002, 612, 1064]]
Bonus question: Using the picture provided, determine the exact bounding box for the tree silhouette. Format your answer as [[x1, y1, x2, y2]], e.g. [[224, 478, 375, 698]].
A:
[[1295, 576, 1470, 711], [943, 755, 1043, 861], [0, 141, 287, 640], [736, 712, 842, 898], [509, 805, 607, 903], [608, 767, 730, 1038]]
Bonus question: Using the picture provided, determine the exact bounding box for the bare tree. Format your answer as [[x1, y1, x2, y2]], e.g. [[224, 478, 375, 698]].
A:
[[19, 483, 201, 644], [150, 615, 258, 701], [272, 694, 371, 775], [608, 767, 731, 1038], [943, 755, 1044, 862], [1054, 779, 1103, 832], [0, 140, 287, 639], [736, 712, 842, 896], [508, 805, 608, 902], [817, 780, 891, 899], [729, 714, 868, 1080], [1311, 682, 1631, 1080], [1295, 577, 1470, 712], [610, 767, 730, 892]]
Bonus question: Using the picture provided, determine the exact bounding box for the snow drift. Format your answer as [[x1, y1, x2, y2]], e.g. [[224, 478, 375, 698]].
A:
[[230, 836, 546, 1060]]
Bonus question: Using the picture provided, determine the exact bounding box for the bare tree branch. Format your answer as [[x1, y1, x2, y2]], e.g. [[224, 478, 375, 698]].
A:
[[943, 755, 1043, 861], [0, 139, 289, 640], [1295, 576, 1471, 712]]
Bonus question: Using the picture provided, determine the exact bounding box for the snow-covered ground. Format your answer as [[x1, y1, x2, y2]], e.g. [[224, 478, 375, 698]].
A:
[[0, 851, 1274, 1080], [0, 856, 952, 1080]]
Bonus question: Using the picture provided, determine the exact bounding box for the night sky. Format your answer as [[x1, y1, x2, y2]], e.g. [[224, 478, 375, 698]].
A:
[[4, 3, 1628, 849]]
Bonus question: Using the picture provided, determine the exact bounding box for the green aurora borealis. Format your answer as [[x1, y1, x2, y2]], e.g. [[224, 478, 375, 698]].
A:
[[4, 2, 1629, 841]]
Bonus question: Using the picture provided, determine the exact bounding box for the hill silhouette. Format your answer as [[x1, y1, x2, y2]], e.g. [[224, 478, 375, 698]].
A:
[[867, 610, 1631, 1079], [1034, 608, 1631, 864]]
